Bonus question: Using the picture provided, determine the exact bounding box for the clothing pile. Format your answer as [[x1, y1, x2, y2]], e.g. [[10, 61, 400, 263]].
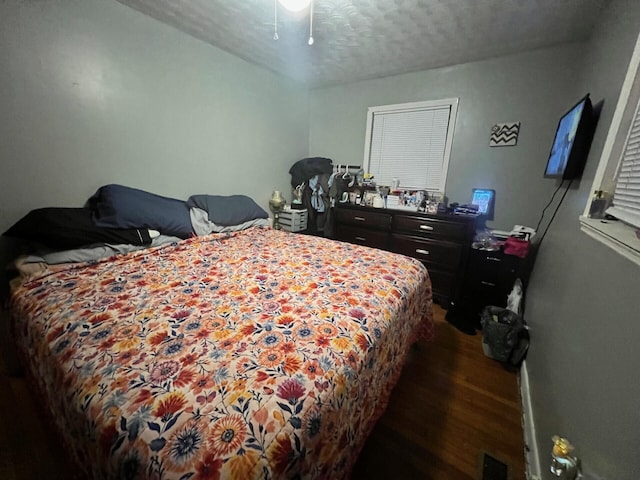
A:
[[289, 157, 349, 237]]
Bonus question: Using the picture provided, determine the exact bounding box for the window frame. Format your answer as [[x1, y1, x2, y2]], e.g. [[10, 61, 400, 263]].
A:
[[362, 98, 459, 193], [580, 32, 640, 266]]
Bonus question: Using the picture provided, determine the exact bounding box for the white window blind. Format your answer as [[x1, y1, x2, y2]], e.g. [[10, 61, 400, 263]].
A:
[[364, 99, 458, 192], [606, 95, 640, 228]]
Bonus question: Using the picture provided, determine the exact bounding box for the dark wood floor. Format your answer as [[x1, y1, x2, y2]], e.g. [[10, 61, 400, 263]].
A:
[[0, 305, 525, 479], [353, 305, 526, 479]]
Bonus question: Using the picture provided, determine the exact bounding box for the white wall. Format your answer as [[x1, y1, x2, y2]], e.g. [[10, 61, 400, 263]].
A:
[[308, 44, 585, 230], [0, 0, 309, 233]]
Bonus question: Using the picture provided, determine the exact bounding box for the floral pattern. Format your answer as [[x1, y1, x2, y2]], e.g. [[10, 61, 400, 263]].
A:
[[10, 227, 433, 479]]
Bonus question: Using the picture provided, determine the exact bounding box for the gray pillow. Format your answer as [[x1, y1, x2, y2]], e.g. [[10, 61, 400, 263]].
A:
[[187, 195, 268, 226]]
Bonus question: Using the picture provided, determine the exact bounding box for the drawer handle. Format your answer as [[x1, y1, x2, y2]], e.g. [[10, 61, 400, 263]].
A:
[[419, 225, 434, 231], [481, 281, 496, 287], [415, 249, 430, 255], [486, 257, 501, 262], [355, 236, 367, 241], [354, 216, 366, 222]]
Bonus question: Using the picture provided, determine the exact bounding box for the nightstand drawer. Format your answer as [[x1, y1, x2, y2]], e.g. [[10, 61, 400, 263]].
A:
[[335, 225, 390, 250], [467, 250, 521, 283], [390, 234, 463, 269], [392, 215, 468, 240], [335, 209, 391, 230]]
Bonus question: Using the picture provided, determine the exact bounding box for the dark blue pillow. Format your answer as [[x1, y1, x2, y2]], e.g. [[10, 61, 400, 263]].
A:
[[88, 185, 193, 239], [187, 195, 268, 226]]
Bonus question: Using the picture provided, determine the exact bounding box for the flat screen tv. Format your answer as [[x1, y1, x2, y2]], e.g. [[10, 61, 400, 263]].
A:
[[544, 94, 594, 179]]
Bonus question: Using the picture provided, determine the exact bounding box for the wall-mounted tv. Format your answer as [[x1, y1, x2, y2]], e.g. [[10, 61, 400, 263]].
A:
[[544, 94, 594, 180]]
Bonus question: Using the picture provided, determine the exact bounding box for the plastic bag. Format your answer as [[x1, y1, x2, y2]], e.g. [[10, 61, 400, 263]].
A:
[[480, 305, 529, 365]]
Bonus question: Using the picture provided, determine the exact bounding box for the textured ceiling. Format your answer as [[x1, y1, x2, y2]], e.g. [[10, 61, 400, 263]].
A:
[[115, 0, 608, 87]]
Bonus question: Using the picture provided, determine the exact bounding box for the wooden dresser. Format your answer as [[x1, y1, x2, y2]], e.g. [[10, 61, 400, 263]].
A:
[[334, 204, 476, 306]]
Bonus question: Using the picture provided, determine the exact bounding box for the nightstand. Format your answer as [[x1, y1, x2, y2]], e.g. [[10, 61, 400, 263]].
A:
[[464, 248, 526, 309]]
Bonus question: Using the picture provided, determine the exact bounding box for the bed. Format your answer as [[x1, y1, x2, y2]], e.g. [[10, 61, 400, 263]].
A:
[[6, 188, 433, 479]]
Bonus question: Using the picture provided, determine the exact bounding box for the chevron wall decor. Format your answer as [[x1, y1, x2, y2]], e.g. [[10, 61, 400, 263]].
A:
[[490, 122, 520, 147]]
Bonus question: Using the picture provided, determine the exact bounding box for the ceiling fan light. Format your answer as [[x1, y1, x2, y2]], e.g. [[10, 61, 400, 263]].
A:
[[277, 0, 312, 12]]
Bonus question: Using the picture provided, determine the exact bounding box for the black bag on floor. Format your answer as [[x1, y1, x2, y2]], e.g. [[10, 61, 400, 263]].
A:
[[480, 306, 529, 366]]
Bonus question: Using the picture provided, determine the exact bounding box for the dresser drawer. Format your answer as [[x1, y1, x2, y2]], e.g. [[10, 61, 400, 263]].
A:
[[392, 215, 469, 240], [335, 225, 390, 250], [424, 267, 456, 298], [335, 209, 391, 230], [391, 233, 463, 269]]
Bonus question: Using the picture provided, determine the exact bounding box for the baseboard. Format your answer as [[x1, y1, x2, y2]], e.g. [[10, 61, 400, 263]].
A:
[[519, 360, 542, 480]]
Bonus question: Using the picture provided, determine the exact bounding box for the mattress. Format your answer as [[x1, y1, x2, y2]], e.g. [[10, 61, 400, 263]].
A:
[[10, 227, 433, 479]]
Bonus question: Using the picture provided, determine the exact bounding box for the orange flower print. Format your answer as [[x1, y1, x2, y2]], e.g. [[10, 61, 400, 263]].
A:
[[173, 368, 196, 389], [355, 332, 370, 352], [115, 336, 139, 352], [89, 312, 111, 326], [302, 360, 324, 380], [225, 450, 259, 479], [115, 323, 142, 338], [280, 341, 296, 354], [218, 336, 237, 350], [283, 355, 302, 375], [153, 392, 187, 425], [258, 349, 284, 368], [345, 350, 360, 369], [268, 433, 295, 474], [194, 453, 222, 480], [315, 336, 330, 348], [240, 323, 255, 336], [150, 331, 170, 347], [331, 337, 350, 352], [181, 353, 199, 367], [276, 314, 295, 326], [317, 323, 338, 338], [293, 324, 315, 342], [150, 360, 180, 384], [330, 294, 346, 304], [209, 414, 246, 456], [195, 328, 211, 341], [192, 375, 215, 395], [132, 388, 154, 407]]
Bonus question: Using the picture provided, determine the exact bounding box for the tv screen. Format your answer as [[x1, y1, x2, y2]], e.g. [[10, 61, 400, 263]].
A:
[[544, 94, 594, 179], [471, 188, 495, 220]]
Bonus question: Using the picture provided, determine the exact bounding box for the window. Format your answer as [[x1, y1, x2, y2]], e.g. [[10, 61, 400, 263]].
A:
[[606, 97, 640, 228], [580, 32, 640, 265], [363, 98, 458, 192]]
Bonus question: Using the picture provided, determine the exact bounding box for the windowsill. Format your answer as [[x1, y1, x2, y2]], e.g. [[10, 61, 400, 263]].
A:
[[579, 216, 640, 266]]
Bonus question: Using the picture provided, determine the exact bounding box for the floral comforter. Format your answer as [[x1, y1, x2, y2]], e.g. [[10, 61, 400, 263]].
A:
[[10, 227, 433, 479]]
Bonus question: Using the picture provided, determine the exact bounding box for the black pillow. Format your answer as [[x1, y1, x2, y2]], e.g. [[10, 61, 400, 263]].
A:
[[88, 184, 194, 239], [3, 208, 151, 250]]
